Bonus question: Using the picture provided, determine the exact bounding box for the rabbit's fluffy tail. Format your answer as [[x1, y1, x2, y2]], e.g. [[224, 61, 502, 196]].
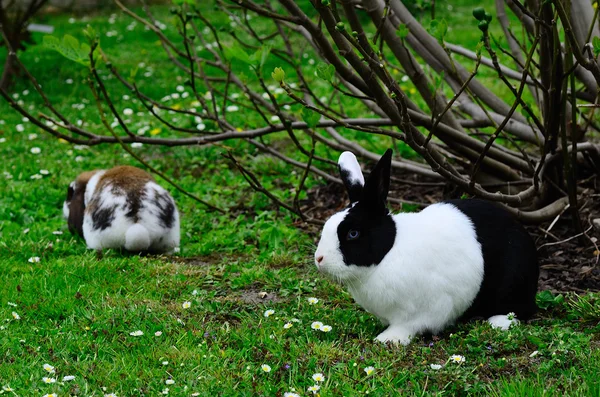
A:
[[125, 224, 151, 251]]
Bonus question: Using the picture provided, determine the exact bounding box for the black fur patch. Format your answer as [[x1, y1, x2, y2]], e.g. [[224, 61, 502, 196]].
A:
[[337, 149, 395, 267], [153, 189, 175, 229], [447, 199, 539, 321], [124, 190, 145, 223], [339, 167, 363, 204], [337, 203, 396, 267], [92, 206, 115, 231]]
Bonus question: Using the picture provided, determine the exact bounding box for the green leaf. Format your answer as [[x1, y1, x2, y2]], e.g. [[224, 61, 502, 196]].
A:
[[82, 24, 97, 43], [301, 107, 320, 128], [593, 37, 600, 57], [315, 63, 335, 82], [527, 335, 546, 349], [475, 41, 484, 57], [271, 67, 285, 83], [249, 45, 271, 69], [43, 34, 96, 67], [396, 24, 409, 40], [428, 19, 447, 42], [223, 44, 252, 65]]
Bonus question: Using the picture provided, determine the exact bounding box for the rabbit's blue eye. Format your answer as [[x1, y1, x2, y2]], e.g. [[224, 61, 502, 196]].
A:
[[347, 229, 360, 240]]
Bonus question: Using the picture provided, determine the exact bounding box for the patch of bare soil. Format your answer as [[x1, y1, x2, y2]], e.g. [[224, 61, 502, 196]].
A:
[[238, 290, 280, 304], [301, 173, 600, 293]]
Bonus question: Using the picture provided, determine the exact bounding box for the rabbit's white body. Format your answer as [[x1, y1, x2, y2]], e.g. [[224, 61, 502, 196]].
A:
[[318, 204, 483, 343]]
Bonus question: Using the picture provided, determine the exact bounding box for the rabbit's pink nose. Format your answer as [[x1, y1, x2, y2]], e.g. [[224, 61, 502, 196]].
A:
[[316, 255, 324, 264]]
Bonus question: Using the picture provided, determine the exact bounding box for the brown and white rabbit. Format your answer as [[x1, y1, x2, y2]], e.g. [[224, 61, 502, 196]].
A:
[[314, 150, 539, 344], [63, 166, 180, 254]]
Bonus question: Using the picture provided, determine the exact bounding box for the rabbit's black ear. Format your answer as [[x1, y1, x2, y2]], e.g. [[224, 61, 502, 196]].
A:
[[362, 149, 392, 209], [338, 151, 365, 204]]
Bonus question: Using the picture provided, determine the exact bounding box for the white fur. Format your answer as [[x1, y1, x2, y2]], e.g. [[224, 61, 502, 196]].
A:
[[124, 224, 151, 251], [62, 200, 70, 220], [338, 152, 365, 187], [315, 202, 485, 345], [82, 180, 180, 253], [63, 181, 77, 219], [84, 171, 106, 206], [488, 314, 519, 330]]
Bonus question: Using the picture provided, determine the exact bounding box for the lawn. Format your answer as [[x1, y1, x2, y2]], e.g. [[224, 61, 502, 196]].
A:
[[1, 1, 599, 396]]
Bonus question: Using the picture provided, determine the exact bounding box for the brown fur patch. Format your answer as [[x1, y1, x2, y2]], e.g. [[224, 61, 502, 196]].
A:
[[93, 166, 154, 196]]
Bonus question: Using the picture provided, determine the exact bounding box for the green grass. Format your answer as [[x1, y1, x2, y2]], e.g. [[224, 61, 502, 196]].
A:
[[1, 1, 599, 396]]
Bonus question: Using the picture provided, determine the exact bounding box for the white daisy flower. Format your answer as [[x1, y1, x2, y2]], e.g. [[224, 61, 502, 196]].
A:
[[320, 325, 332, 332], [308, 384, 320, 394], [2, 386, 14, 392], [192, 289, 199, 295], [264, 309, 275, 317], [165, 379, 175, 385], [30, 147, 41, 154], [310, 321, 323, 330], [62, 375, 76, 381], [28, 133, 37, 140], [226, 105, 239, 112], [0, 138, 6, 143], [40, 170, 50, 175], [284, 393, 300, 397], [16, 124, 25, 132], [131, 142, 143, 148], [196, 123, 206, 131], [449, 354, 465, 363], [52, 231, 63, 235], [7, 302, 17, 307], [176, 85, 185, 92], [155, 331, 163, 337], [123, 108, 133, 116], [42, 394, 57, 397], [283, 323, 293, 329], [182, 301, 191, 309], [312, 373, 325, 382], [30, 174, 43, 180], [28, 256, 40, 263], [43, 363, 55, 373], [307, 297, 319, 305], [430, 364, 442, 370], [129, 330, 144, 337], [42, 377, 56, 384], [105, 393, 118, 397], [261, 364, 271, 373], [12, 312, 20, 320], [171, 93, 180, 99], [364, 366, 375, 375]]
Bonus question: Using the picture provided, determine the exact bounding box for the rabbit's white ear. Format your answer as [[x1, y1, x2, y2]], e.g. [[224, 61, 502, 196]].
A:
[[338, 151, 364, 204]]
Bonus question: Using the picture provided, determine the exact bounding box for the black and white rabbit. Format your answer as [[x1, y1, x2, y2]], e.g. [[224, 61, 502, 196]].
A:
[[63, 165, 180, 254], [314, 150, 539, 344]]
